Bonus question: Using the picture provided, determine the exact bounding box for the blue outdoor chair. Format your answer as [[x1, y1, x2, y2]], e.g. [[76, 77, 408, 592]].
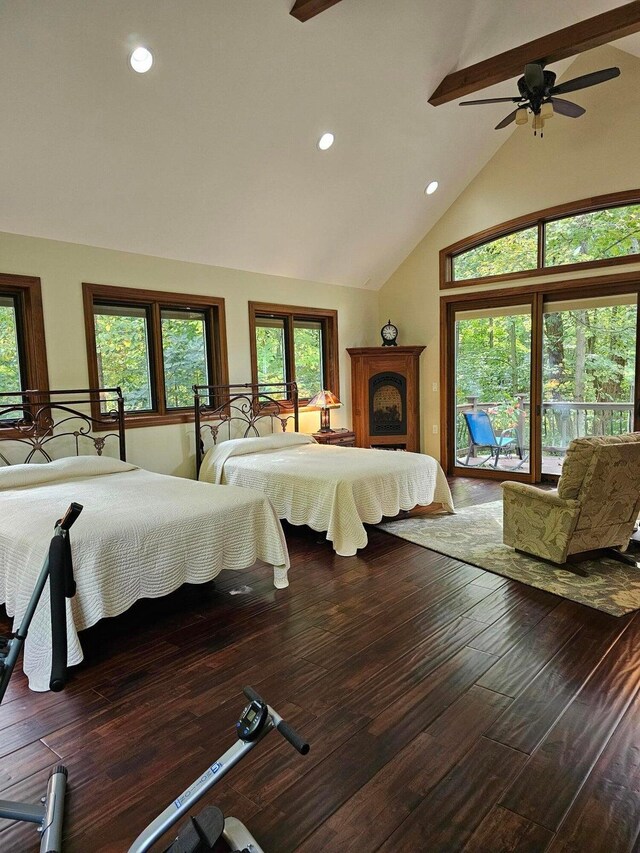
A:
[[462, 410, 522, 468]]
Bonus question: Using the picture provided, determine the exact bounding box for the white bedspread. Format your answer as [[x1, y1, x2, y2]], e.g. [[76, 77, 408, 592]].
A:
[[199, 434, 454, 557], [0, 457, 289, 691]]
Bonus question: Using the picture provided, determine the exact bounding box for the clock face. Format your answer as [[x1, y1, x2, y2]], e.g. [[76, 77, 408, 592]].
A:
[[382, 323, 397, 340]]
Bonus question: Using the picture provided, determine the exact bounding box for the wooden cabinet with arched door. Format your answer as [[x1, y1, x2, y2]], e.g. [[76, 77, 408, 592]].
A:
[[347, 346, 425, 452]]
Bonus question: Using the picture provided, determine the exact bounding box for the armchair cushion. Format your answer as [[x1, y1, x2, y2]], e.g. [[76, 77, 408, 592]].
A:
[[502, 481, 574, 508], [558, 433, 640, 500], [556, 437, 595, 500]]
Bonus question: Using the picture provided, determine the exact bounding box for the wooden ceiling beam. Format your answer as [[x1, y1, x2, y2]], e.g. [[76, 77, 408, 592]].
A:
[[429, 1, 640, 106], [290, 0, 343, 23]]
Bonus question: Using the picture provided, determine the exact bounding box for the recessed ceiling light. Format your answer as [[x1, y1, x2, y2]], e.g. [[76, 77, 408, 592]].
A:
[[425, 180, 439, 195], [318, 132, 335, 151], [130, 46, 153, 74]]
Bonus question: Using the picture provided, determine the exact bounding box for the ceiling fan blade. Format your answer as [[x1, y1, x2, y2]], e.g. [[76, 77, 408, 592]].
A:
[[495, 108, 519, 130], [551, 66, 620, 96], [550, 97, 586, 118], [460, 97, 521, 105], [524, 63, 545, 91]]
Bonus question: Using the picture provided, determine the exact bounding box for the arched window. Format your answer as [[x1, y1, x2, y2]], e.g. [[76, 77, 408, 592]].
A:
[[441, 190, 640, 288]]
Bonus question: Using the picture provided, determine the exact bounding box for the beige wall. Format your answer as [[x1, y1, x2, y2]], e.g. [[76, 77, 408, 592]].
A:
[[0, 232, 378, 476], [379, 45, 640, 460]]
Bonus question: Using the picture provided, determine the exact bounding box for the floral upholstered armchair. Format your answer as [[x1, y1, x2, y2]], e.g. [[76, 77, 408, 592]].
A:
[[502, 433, 640, 565]]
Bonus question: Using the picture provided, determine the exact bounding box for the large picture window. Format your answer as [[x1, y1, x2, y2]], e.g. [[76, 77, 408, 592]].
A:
[[249, 302, 338, 402], [0, 273, 49, 399], [83, 283, 227, 427]]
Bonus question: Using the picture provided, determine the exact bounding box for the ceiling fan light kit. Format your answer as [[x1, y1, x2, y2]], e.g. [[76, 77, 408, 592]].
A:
[[459, 61, 620, 138], [532, 113, 544, 134]]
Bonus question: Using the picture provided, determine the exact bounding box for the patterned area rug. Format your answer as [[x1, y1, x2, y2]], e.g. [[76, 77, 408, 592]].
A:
[[377, 501, 640, 616]]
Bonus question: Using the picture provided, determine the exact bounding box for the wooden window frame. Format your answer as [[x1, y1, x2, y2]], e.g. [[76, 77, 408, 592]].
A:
[[441, 188, 640, 289], [248, 302, 339, 403], [83, 282, 229, 429], [0, 273, 49, 391]]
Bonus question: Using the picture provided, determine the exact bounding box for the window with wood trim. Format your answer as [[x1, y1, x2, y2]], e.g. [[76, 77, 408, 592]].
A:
[[0, 273, 49, 401], [442, 190, 640, 288], [249, 302, 339, 402], [83, 283, 228, 427]]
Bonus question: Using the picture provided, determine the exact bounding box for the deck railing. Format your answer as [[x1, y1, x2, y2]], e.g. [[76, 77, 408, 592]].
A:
[[456, 396, 634, 458]]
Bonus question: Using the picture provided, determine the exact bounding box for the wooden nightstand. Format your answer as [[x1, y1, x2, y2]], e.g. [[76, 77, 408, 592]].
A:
[[312, 428, 356, 447]]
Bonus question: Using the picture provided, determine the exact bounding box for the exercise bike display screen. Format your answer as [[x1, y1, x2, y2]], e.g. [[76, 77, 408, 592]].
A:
[[236, 700, 268, 741]]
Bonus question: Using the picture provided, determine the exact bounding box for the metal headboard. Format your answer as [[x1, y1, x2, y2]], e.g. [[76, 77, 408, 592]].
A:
[[194, 382, 299, 476], [0, 388, 126, 465]]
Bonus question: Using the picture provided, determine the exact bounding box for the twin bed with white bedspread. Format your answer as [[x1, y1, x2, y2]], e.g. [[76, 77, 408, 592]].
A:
[[198, 432, 454, 556], [0, 457, 289, 691], [195, 384, 454, 557]]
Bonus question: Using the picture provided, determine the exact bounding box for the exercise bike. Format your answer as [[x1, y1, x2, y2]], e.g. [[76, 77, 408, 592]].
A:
[[0, 502, 82, 853], [128, 686, 310, 853]]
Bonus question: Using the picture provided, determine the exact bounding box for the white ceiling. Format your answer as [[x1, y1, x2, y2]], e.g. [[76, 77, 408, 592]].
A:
[[1, 0, 639, 289]]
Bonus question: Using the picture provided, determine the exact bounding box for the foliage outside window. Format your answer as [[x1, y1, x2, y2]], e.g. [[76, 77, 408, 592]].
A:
[[84, 283, 227, 427], [544, 204, 640, 267], [0, 295, 23, 396], [255, 317, 325, 399], [487, 399, 528, 432], [293, 320, 324, 398], [0, 275, 49, 417], [161, 309, 209, 408], [453, 228, 538, 281], [453, 304, 533, 473], [445, 192, 640, 286], [250, 303, 338, 403], [455, 310, 532, 439], [94, 305, 154, 412], [454, 302, 637, 413], [542, 301, 637, 406], [255, 318, 287, 390]]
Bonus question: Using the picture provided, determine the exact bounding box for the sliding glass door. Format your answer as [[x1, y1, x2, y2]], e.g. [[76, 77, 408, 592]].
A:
[[449, 298, 535, 480], [541, 293, 638, 475], [443, 281, 640, 483]]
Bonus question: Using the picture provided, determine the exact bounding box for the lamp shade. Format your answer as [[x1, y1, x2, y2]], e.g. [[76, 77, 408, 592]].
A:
[[308, 389, 341, 433], [308, 389, 341, 409]]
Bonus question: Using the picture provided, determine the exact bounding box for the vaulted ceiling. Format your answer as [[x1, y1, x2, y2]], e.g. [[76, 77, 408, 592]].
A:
[[1, 0, 639, 289]]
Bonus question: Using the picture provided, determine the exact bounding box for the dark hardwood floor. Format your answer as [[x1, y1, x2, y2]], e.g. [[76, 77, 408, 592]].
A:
[[2, 477, 640, 851]]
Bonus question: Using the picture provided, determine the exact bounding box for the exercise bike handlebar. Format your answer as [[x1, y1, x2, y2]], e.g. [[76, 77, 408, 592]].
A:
[[56, 501, 83, 532], [243, 685, 310, 755], [50, 503, 82, 691], [128, 689, 309, 852]]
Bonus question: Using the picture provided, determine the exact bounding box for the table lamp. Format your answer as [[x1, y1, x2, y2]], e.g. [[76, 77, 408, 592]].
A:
[[308, 389, 341, 433]]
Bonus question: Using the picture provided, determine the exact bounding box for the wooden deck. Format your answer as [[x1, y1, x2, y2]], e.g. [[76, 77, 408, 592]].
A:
[[2, 477, 640, 851], [458, 453, 565, 475]]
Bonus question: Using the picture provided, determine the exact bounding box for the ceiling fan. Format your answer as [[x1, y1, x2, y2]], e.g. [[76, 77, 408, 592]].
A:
[[459, 62, 620, 135]]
